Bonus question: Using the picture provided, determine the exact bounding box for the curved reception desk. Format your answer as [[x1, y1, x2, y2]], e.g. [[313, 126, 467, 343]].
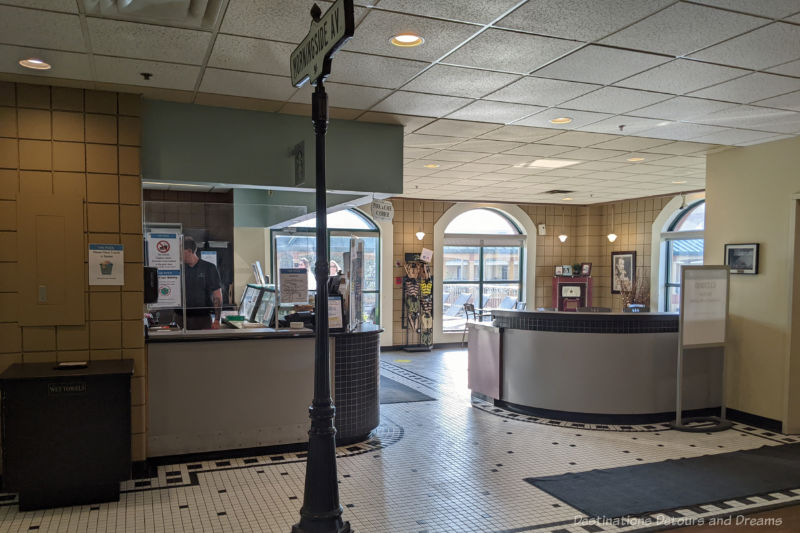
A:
[[146, 323, 382, 457], [469, 310, 722, 423]]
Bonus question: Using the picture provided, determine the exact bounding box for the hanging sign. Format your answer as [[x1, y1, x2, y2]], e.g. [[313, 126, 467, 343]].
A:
[[89, 244, 124, 285], [146, 233, 182, 308], [290, 0, 355, 87], [370, 199, 394, 222]]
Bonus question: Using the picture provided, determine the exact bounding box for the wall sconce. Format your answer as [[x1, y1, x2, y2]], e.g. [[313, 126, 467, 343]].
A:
[[607, 204, 617, 243]]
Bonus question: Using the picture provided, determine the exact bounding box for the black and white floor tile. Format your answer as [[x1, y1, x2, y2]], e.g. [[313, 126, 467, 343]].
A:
[[0, 348, 798, 532]]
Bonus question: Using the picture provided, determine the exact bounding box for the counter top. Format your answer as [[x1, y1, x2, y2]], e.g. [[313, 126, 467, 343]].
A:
[[146, 322, 383, 343], [491, 309, 678, 334]]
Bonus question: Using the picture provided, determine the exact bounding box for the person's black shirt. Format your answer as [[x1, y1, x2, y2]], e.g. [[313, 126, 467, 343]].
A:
[[185, 259, 221, 313]]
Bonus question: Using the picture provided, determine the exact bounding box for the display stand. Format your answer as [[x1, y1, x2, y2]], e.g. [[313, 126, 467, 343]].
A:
[[402, 259, 433, 352], [671, 265, 733, 432]]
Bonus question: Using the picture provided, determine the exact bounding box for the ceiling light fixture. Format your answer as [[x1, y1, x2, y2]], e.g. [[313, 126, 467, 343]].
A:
[[423, 163, 439, 168], [391, 33, 424, 47], [563, 197, 573, 201], [415, 202, 425, 240], [558, 207, 568, 243], [549, 117, 573, 124], [672, 180, 687, 184], [19, 58, 51, 70], [529, 159, 579, 169], [626, 157, 645, 162], [607, 204, 617, 243]]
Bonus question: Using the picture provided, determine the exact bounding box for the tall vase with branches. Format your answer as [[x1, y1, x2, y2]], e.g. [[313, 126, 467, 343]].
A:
[[619, 267, 650, 308]]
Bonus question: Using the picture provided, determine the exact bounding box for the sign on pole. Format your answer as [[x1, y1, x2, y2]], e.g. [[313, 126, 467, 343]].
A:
[[290, 0, 355, 88]]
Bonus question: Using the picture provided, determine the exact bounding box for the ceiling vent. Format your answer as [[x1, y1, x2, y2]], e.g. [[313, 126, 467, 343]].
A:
[[543, 189, 574, 195], [83, 0, 223, 30]]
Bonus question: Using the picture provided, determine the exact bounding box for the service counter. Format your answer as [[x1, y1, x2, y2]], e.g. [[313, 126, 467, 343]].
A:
[[469, 310, 722, 423], [146, 323, 382, 457]]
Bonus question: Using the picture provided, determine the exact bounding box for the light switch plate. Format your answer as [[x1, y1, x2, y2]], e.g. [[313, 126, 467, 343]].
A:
[[38, 285, 47, 303]]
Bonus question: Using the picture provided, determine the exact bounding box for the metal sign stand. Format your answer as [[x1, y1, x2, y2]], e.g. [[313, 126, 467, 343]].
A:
[[289, 2, 354, 532], [670, 265, 733, 433]]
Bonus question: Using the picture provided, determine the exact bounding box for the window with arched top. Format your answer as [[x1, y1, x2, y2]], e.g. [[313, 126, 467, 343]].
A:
[[663, 200, 705, 312], [442, 209, 524, 331]]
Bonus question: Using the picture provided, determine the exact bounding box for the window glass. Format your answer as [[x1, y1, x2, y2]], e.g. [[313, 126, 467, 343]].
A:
[[291, 209, 375, 230], [483, 246, 520, 281], [663, 200, 705, 312], [672, 202, 705, 231], [443, 246, 480, 281], [667, 239, 704, 284], [445, 209, 519, 234]]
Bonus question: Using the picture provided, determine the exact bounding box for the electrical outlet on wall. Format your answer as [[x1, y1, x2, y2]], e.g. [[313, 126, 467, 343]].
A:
[[538, 224, 546, 236]]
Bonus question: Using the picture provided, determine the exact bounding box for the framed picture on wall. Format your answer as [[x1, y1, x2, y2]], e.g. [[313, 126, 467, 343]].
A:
[[724, 243, 759, 274], [611, 251, 636, 294]]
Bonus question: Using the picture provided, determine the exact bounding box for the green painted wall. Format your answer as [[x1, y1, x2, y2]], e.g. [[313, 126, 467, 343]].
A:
[[233, 189, 363, 228], [141, 100, 403, 194]]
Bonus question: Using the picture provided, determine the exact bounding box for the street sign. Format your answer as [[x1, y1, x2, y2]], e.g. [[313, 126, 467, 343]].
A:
[[290, 0, 355, 87]]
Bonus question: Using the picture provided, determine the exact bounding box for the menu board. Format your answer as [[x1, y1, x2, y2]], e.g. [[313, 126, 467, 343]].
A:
[[681, 267, 728, 347], [146, 233, 182, 308]]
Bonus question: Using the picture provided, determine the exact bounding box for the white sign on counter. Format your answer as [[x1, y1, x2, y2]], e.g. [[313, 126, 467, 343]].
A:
[[681, 267, 728, 347], [89, 244, 124, 285]]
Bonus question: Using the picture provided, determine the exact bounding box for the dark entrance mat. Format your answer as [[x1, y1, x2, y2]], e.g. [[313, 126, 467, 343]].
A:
[[379, 376, 435, 404], [525, 443, 800, 518]]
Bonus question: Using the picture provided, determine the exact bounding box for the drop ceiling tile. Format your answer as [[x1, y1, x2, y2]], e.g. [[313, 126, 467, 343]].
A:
[[497, 166, 549, 175], [496, 0, 672, 41], [640, 141, 719, 155], [532, 45, 670, 85], [428, 150, 487, 162], [404, 133, 468, 148], [692, 0, 800, 18], [358, 112, 434, 133], [562, 87, 672, 115], [451, 162, 511, 173], [690, 23, 800, 70], [95, 56, 201, 90], [374, 0, 520, 24], [693, 104, 800, 133], [577, 115, 668, 135], [767, 59, 800, 77], [485, 76, 600, 107], [207, 35, 294, 76], [638, 122, 729, 140], [451, 139, 524, 153], [557, 147, 628, 160], [503, 144, 575, 157], [403, 147, 438, 158], [536, 168, 591, 178], [516, 109, 614, 130], [442, 28, 581, 74], [478, 125, 562, 142], [786, 13, 800, 22], [0, 44, 91, 80], [540, 131, 618, 147], [737, 134, 794, 146], [689, 73, 800, 103], [200, 68, 296, 100], [404, 167, 438, 177], [615, 59, 749, 95], [590, 136, 674, 151], [601, 152, 672, 163], [343, 10, 479, 62], [290, 82, 391, 110], [571, 161, 628, 171], [372, 91, 471, 118], [88, 18, 211, 64], [0, 5, 85, 52], [474, 153, 536, 166], [446, 100, 544, 124], [650, 155, 706, 167], [689, 129, 777, 145], [631, 96, 739, 121], [428, 169, 484, 179], [328, 52, 429, 89], [754, 91, 800, 112], [404, 159, 466, 171], [600, 3, 765, 56], [402, 64, 520, 99], [1, 0, 77, 12], [415, 119, 500, 138], [221, 0, 333, 42]]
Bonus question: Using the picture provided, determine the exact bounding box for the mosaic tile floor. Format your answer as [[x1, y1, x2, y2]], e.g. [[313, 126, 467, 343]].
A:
[[1, 348, 800, 532]]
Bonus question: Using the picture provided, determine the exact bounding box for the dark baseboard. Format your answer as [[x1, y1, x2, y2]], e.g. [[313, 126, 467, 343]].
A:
[[381, 342, 465, 352], [726, 408, 782, 433]]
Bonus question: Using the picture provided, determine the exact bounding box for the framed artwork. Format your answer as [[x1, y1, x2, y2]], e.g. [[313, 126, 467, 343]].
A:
[[580, 262, 592, 276], [562, 264, 573, 276], [554, 265, 563, 276], [724, 243, 759, 274], [611, 251, 636, 294]]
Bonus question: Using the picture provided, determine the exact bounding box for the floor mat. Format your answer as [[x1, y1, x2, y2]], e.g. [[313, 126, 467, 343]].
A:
[[526, 443, 800, 518], [380, 375, 435, 404]]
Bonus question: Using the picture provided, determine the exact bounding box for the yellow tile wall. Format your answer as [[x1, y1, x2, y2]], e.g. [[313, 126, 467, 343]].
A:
[[0, 82, 145, 463]]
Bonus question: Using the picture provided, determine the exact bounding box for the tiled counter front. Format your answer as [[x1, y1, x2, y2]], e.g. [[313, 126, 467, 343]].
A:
[[492, 310, 678, 334], [333, 324, 382, 444]]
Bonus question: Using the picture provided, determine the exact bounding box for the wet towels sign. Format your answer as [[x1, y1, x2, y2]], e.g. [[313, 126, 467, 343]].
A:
[[89, 244, 124, 285]]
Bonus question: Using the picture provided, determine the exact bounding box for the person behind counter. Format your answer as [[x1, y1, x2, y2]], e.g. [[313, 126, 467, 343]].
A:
[[181, 236, 222, 330]]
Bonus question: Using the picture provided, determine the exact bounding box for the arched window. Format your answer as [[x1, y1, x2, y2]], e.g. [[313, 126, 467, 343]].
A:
[[273, 209, 380, 323], [663, 200, 705, 312], [442, 209, 523, 332]]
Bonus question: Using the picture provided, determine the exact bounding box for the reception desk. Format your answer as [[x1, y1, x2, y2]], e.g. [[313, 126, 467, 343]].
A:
[[146, 323, 381, 457], [469, 310, 722, 423]]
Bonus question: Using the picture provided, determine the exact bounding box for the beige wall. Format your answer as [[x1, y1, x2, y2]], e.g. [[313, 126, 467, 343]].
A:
[[0, 82, 145, 462], [705, 137, 800, 428]]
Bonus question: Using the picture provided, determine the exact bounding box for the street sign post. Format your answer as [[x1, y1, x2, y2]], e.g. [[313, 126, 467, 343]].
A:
[[289, 2, 355, 533]]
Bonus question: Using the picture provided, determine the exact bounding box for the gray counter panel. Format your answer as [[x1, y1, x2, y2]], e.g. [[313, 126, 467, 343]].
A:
[[501, 329, 721, 415]]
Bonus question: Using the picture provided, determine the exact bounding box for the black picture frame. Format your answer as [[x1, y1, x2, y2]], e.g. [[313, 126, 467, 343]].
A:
[[724, 243, 759, 274], [580, 262, 592, 277], [611, 251, 636, 294]]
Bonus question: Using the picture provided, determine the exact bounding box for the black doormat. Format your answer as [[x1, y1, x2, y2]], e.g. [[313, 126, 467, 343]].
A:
[[379, 376, 435, 404], [526, 443, 800, 518]]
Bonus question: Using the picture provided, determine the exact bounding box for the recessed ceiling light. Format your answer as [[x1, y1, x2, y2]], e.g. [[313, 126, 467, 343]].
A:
[[563, 197, 573, 201], [626, 157, 645, 162], [549, 117, 573, 124], [657, 121, 671, 127], [19, 58, 51, 70], [423, 163, 439, 168], [391, 33, 423, 47], [672, 180, 687, 184], [529, 159, 579, 169]]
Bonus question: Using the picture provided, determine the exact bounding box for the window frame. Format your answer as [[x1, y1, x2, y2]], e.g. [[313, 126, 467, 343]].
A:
[[663, 200, 705, 312]]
